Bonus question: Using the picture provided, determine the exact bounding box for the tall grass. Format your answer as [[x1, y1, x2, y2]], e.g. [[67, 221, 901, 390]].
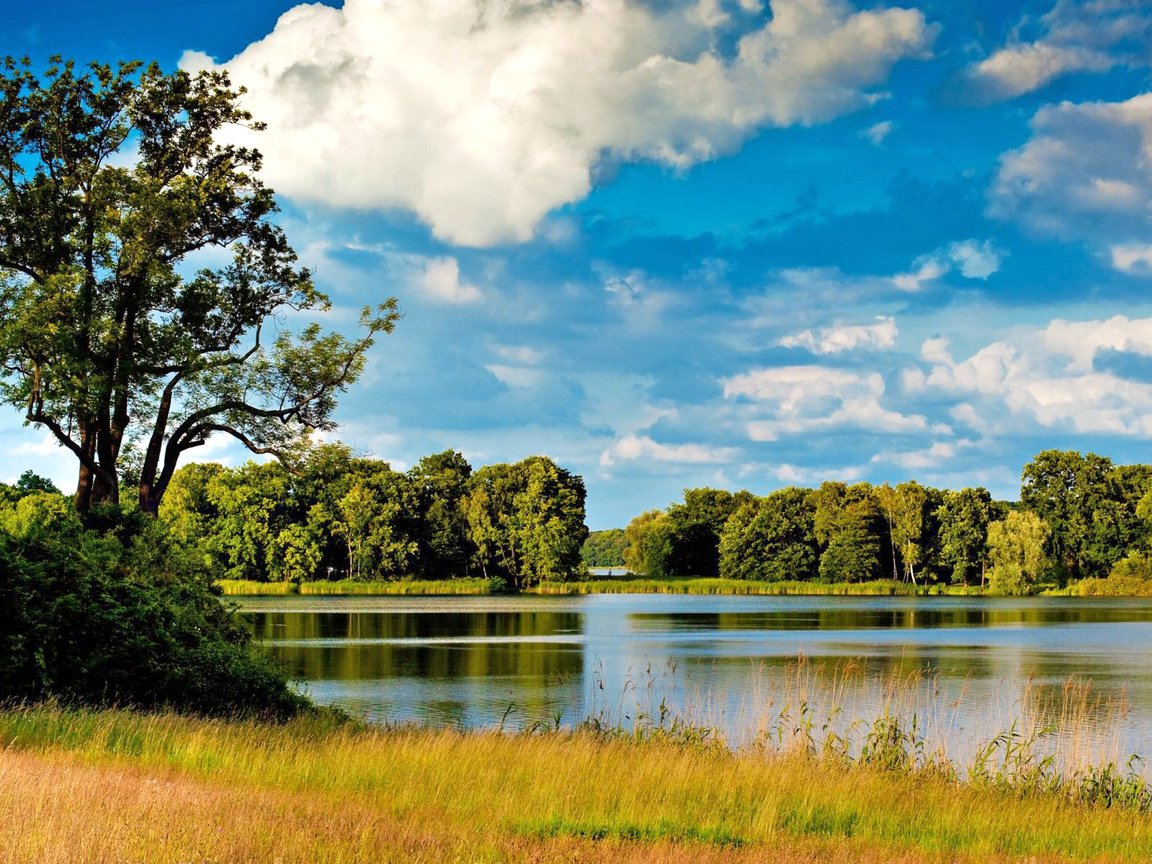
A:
[[3, 664, 1152, 862], [217, 577, 495, 596], [532, 578, 978, 596]]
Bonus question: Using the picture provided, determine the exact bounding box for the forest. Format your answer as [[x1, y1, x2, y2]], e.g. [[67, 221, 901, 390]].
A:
[[592, 449, 1152, 595], [156, 446, 588, 591]]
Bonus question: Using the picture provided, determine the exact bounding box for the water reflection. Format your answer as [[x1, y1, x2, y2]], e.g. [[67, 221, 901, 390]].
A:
[[234, 594, 1152, 756]]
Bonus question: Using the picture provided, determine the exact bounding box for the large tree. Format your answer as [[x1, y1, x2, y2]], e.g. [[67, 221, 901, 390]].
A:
[[0, 58, 396, 514]]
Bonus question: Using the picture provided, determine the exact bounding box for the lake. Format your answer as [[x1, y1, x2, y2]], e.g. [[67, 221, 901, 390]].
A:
[[235, 594, 1152, 762]]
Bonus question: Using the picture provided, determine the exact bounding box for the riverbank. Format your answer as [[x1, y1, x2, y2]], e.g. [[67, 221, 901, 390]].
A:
[[216, 577, 496, 595], [530, 577, 981, 596], [217, 576, 982, 597], [1, 706, 1149, 863]]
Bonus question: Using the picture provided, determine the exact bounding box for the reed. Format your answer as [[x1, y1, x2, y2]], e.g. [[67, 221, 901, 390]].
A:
[[2, 668, 1151, 864], [217, 577, 495, 596], [531, 578, 977, 596]]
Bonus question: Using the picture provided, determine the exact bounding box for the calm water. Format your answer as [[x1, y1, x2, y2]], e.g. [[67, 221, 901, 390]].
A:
[[235, 594, 1152, 757]]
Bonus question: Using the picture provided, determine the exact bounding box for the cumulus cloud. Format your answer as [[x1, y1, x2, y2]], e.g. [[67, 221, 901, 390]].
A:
[[183, 0, 933, 246], [862, 120, 894, 145], [961, 0, 1152, 102], [418, 257, 483, 304], [990, 93, 1152, 242], [722, 365, 942, 441], [779, 315, 897, 354], [599, 434, 736, 467], [1110, 243, 1152, 275], [871, 439, 973, 471], [892, 239, 1003, 291], [911, 316, 1152, 437]]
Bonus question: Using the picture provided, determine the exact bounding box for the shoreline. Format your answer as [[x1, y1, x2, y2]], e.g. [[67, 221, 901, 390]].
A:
[[2, 705, 1149, 863], [217, 576, 1144, 598]]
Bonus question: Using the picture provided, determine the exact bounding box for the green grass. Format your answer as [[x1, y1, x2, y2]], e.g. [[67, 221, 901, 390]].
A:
[[2, 705, 1152, 862], [530, 578, 982, 596], [217, 577, 496, 595]]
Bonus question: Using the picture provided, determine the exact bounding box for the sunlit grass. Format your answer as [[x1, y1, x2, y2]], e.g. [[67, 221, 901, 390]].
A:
[[217, 577, 495, 595], [2, 692, 1151, 863], [531, 578, 980, 596]]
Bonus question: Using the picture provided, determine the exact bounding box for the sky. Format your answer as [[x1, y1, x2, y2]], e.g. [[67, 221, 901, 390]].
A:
[[3, 0, 1152, 529]]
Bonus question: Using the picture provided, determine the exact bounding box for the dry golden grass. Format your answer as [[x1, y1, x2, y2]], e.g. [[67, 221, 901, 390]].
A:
[[0, 746, 1089, 864], [2, 707, 1152, 863]]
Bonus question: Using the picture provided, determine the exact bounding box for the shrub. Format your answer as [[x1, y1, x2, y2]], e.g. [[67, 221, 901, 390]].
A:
[[0, 499, 307, 719]]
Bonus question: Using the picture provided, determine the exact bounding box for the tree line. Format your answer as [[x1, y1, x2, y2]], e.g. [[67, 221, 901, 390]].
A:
[[159, 446, 588, 590], [608, 450, 1152, 594]]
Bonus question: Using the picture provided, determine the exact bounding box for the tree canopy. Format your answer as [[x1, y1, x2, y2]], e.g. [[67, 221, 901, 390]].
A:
[[0, 57, 396, 514]]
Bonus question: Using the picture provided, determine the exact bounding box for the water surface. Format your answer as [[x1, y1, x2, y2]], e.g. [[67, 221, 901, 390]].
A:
[[235, 594, 1152, 756]]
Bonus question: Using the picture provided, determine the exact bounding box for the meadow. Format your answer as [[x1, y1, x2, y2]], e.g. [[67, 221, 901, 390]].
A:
[[3, 691, 1151, 864], [217, 576, 984, 596]]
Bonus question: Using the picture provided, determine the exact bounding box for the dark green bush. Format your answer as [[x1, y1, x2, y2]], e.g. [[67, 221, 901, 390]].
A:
[[0, 497, 307, 719]]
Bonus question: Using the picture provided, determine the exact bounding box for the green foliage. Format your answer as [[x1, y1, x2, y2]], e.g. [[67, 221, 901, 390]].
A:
[[464, 456, 588, 590], [718, 488, 819, 581], [0, 57, 396, 514], [814, 482, 885, 583], [160, 449, 588, 587], [1020, 450, 1150, 580], [623, 510, 675, 577], [936, 487, 994, 585], [581, 529, 627, 567], [408, 450, 472, 578], [623, 489, 750, 578], [987, 510, 1051, 595], [0, 494, 305, 718]]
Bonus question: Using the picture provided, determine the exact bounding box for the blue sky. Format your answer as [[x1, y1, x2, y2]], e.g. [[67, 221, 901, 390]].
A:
[[4, 0, 1152, 528]]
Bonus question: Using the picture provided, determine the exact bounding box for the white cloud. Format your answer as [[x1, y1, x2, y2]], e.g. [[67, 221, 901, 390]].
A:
[[184, 0, 933, 246], [772, 462, 865, 484], [863, 120, 894, 145], [484, 364, 547, 388], [990, 93, 1152, 242], [1042, 315, 1152, 372], [893, 239, 1003, 291], [722, 365, 943, 441], [1111, 243, 1152, 275], [961, 0, 1152, 102], [417, 257, 483, 304], [914, 316, 1152, 437], [599, 434, 736, 467], [779, 315, 897, 354], [871, 439, 973, 471], [491, 343, 544, 365]]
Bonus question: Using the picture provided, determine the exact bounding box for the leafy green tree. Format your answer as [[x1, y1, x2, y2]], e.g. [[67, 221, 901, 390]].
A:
[[408, 450, 472, 578], [719, 487, 820, 581], [876, 481, 943, 583], [201, 461, 295, 582], [15, 470, 60, 496], [662, 488, 752, 578], [465, 456, 587, 589], [332, 466, 420, 580], [814, 482, 885, 583], [936, 487, 994, 585], [1020, 450, 1114, 579], [0, 57, 396, 515], [987, 510, 1051, 595], [581, 528, 628, 568], [623, 509, 675, 577]]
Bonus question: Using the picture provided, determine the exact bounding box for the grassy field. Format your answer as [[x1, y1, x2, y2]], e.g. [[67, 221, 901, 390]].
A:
[[2, 706, 1151, 863], [530, 577, 981, 596], [216, 577, 496, 596], [218, 576, 983, 597]]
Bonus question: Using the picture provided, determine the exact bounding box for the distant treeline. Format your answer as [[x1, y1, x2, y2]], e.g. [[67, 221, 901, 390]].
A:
[[588, 450, 1152, 594], [158, 446, 588, 590]]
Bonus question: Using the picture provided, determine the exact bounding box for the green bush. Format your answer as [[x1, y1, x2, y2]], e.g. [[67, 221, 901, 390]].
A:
[[0, 498, 307, 719]]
